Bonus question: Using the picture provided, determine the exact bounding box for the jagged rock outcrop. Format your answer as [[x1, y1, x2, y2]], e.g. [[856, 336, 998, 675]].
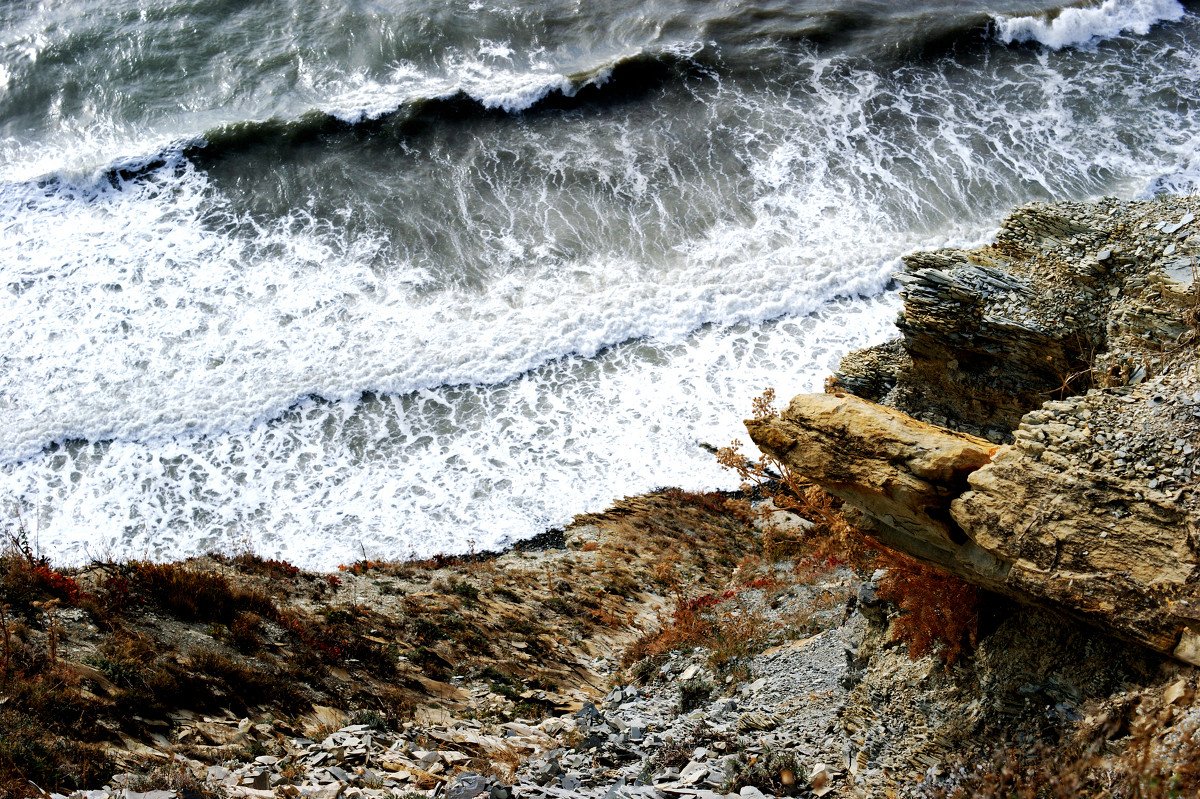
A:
[[952, 379, 1200, 663], [835, 197, 1199, 441], [753, 197, 1200, 665]]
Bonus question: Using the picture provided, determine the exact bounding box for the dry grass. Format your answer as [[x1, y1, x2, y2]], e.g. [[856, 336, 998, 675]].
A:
[[472, 743, 523, 782], [621, 583, 778, 678]]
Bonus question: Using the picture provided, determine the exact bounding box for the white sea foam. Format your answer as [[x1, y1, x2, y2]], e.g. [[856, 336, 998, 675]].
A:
[[322, 50, 621, 121], [993, 0, 1184, 49], [1138, 149, 1200, 198], [0, 42, 636, 178], [0, 298, 900, 568], [0, 147, 902, 468]]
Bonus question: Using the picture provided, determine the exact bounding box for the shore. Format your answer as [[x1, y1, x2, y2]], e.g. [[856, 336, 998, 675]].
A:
[[3, 195, 1200, 799]]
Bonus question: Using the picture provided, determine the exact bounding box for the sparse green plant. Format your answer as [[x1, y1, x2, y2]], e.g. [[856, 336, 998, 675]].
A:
[[720, 747, 802, 796], [349, 708, 387, 731], [126, 760, 204, 793], [679, 679, 715, 713], [449, 579, 479, 604]]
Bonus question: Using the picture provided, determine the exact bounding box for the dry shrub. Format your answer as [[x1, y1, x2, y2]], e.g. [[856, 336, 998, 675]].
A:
[[707, 600, 773, 672], [1112, 680, 1200, 797], [473, 743, 522, 782], [229, 611, 263, 652], [651, 554, 682, 592], [937, 687, 1200, 799], [874, 547, 978, 665], [716, 390, 873, 568], [125, 759, 205, 794], [1, 528, 82, 613], [1183, 259, 1199, 338], [0, 706, 114, 797], [127, 561, 275, 624], [659, 488, 756, 527], [622, 589, 772, 674], [935, 744, 1096, 799], [721, 747, 803, 797], [220, 552, 300, 580], [0, 658, 114, 796]]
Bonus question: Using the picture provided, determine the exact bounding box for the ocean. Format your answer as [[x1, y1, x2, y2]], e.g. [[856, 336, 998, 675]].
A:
[[1, 0, 1197, 568]]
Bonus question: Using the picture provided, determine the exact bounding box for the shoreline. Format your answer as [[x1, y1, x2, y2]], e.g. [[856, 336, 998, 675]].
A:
[[4, 194, 1200, 798]]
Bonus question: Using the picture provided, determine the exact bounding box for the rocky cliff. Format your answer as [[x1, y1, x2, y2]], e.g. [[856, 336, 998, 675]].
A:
[[749, 196, 1200, 665]]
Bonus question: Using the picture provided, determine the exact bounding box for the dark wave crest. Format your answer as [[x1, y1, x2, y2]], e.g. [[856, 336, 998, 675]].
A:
[[181, 50, 703, 170]]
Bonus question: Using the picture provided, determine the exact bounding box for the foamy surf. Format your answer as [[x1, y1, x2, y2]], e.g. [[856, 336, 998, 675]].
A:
[[0, 296, 901, 569], [993, 0, 1184, 49]]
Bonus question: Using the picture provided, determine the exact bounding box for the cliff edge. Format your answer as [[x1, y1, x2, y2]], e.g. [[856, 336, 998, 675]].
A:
[[749, 196, 1200, 665]]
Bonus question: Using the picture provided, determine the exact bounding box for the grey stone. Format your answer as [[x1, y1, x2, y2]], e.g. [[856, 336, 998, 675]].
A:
[[602, 777, 628, 799], [575, 702, 602, 722], [532, 758, 562, 785], [678, 762, 709, 787], [326, 766, 353, 784], [310, 785, 344, 799], [447, 773, 489, 799]]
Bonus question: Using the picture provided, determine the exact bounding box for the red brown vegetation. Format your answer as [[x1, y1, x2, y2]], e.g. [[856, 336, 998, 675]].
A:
[[717, 389, 981, 665], [874, 549, 979, 665]]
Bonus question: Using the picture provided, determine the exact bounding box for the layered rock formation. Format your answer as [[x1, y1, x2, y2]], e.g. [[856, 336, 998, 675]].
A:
[[750, 197, 1200, 665]]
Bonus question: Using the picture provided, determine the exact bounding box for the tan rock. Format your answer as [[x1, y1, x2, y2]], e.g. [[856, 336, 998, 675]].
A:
[[951, 442, 1198, 657], [750, 389, 1200, 661], [301, 705, 347, 737], [747, 392, 1001, 580], [760, 197, 1200, 665]]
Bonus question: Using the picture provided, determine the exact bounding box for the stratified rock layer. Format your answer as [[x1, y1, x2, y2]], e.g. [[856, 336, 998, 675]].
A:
[[746, 393, 1002, 582], [753, 197, 1200, 664], [836, 197, 1200, 441]]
